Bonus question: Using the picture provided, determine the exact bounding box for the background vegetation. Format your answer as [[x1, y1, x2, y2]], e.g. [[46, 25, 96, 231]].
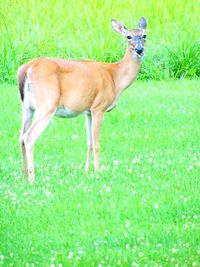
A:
[[0, 0, 200, 83]]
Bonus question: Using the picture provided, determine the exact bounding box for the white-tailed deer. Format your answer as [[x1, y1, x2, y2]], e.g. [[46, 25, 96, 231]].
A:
[[18, 17, 147, 182]]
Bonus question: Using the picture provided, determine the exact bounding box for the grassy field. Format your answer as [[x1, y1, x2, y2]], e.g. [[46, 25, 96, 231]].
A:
[[0, 0, 200, 82], [0, 80, 199, 266]]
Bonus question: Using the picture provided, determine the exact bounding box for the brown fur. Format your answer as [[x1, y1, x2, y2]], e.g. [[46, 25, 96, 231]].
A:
[[17, 18, 146, 182], [18, 52, 140, 113]]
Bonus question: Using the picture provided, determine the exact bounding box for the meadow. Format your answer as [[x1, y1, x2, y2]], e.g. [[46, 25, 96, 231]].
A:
[[0, 80, 200, 266], [0, 0, 200, 266]]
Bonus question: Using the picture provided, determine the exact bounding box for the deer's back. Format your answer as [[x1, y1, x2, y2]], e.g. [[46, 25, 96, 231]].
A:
[[18, 57, 115, 112]]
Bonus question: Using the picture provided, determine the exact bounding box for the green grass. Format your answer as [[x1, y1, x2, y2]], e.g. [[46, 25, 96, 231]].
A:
[[0, 0, 200, 82], [0, 80, 199, 266]]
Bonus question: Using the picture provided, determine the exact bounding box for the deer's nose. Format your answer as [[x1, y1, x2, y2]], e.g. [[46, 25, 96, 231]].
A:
[[135, 48, 144, 55]]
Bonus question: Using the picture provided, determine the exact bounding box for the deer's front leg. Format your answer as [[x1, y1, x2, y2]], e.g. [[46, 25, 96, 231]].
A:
[[92, 111, 103, 171], [85, 112, 93, 171]]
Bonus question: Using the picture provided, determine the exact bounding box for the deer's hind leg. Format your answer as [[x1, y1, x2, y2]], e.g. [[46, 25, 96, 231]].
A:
[[20, 105, 34, 177], [23, 107, 56, 183]]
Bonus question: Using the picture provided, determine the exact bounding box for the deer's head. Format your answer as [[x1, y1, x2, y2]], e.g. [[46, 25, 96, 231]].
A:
[[111, 17, 147, 58]]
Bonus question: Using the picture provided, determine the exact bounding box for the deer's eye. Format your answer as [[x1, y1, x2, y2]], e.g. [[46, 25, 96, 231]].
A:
[[127, 36, 132, 40], [142, 35, 147, 39]]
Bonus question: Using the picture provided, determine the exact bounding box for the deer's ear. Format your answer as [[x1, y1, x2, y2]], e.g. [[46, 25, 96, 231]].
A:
[[139, 17, 147, 29], [111, 19, 127, 36]]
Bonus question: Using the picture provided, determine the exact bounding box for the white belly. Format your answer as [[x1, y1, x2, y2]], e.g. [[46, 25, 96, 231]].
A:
[[55, 107, 80, 118]]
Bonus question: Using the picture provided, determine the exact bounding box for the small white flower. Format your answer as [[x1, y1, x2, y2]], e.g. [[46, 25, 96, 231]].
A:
[[138, 252, 144, 257], [171, 248, 178, 253], [105, 186, 111, 193], [126, 244, 130, 249], [188, 165, 194, 170], [132, 156, 140, 164], [114, 160, 119, 166], [132, 190, 137, 196], [124, 232, 128, 237], [44, 190, 53, 197], [67, 251, 73, 259], [132, 261, 139, 267], [125, 220, 130, 228], [117, 259, 121, 265], [154, 203, 159, 209]]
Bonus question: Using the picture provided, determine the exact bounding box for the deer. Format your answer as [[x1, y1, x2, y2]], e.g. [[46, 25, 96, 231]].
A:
[[17, 17, 147, 182]]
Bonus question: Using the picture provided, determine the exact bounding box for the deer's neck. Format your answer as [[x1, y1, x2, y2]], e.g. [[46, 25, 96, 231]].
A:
[[112, 46, 141, 93]]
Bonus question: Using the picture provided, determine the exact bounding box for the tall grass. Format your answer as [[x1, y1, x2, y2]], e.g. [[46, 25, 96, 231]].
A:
[[0, 0, 199, 82]]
